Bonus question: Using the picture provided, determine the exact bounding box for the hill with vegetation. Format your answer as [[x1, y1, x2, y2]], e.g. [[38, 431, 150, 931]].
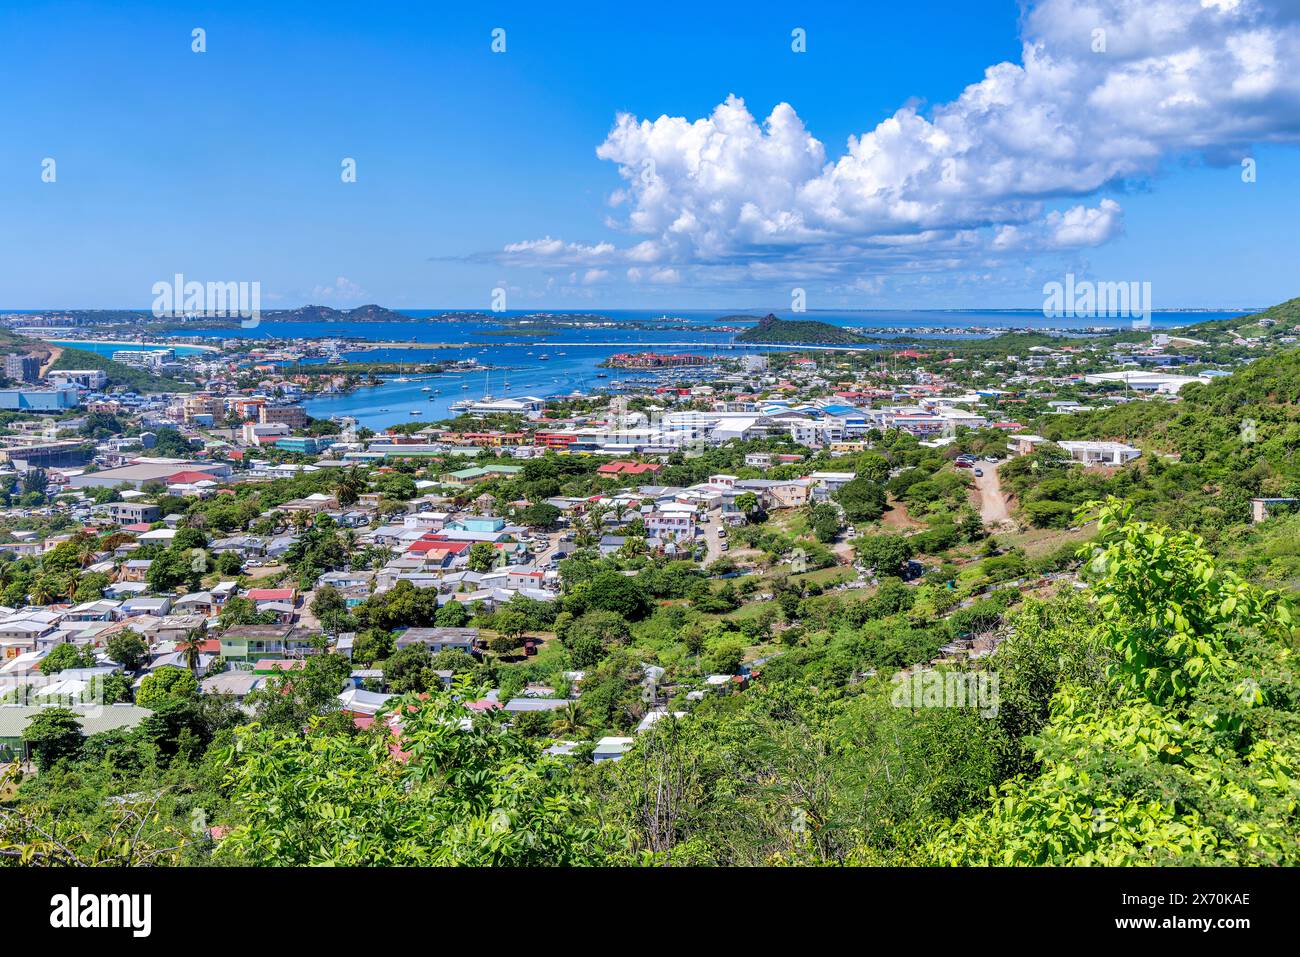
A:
[[1184, 295, 1300, 337], [997, 341, 1300, 536], [736, 314, 869, 345], [265, 304, 409, 323], [49, 344, 194, 393]]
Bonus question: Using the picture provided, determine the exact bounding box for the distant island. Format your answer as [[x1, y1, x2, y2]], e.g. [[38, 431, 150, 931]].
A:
[[735, 314, 869, 345], [264, 304, 409, 323]]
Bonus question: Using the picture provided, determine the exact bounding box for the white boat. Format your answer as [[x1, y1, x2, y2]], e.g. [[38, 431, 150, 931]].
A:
[[421, 386, 431, 392], [409, 410, 422, 415]]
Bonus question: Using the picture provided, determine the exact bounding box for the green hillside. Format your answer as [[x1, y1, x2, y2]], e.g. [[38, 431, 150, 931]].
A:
[[736, 313, 869, 345], [1005, 344, 1300, 537], [49, 344, 194, 393]]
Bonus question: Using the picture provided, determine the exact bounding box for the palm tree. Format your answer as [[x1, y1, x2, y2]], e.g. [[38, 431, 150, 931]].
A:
[[30, 578, 55, 606], [76, 536, 99, 569], [178, 624, 208, 676], [550, 701, 589, 738], [62, 574, 79, 603], [335, 466, 365, 507]]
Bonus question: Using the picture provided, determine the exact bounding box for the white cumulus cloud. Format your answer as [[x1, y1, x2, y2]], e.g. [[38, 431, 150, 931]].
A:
[[498, 0, 1300, 289]]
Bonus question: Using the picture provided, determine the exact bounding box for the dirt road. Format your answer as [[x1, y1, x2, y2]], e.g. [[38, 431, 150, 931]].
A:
[[973, 464, 1012, 526], [38, 346, 64, 377]]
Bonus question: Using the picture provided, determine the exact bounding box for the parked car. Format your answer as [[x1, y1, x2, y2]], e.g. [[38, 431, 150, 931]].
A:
[[974, 468, 984, 477]]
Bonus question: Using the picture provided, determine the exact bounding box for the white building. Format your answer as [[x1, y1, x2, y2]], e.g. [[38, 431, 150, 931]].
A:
[[1084, 370, 1209, 394], [48, 369, 108, 390], [1057, 441, 1142, 466]]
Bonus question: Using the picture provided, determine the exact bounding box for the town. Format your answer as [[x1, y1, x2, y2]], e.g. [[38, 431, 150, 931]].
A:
[[0, 296, 1298, 867]]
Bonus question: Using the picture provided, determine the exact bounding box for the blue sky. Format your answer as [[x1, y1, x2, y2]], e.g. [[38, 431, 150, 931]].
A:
[[2, 0, 1299, 311]]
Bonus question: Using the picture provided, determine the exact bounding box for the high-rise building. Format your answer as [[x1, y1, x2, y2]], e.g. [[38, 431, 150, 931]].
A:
[[260, 404, 309, 429], [4, 353, 40, 383]]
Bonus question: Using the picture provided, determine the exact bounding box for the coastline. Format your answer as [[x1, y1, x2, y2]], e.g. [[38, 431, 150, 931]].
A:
[[41, 336, 221, 353]]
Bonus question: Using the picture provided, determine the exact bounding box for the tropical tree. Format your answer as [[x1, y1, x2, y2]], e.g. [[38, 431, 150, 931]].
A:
[[20, 708, 84, 770], [734, 492, 760, 522], [137, 666, 199, 708], [106, 630, 150, 671], [922, 499, 1300, 866], [29, 577, 56, 606], [214, 685, 614, 865], [550, 701, 589, 738], [178, 625, 209, 675], [334, 467, 366, 507]]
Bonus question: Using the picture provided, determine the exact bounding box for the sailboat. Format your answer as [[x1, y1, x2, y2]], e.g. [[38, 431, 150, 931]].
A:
[[451, 368, 493, 412]]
